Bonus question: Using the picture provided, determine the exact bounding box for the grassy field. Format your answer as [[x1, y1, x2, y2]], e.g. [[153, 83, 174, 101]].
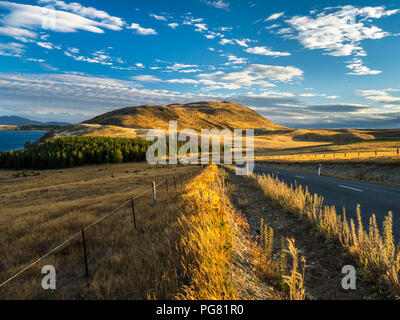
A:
[[0, 163, 306, 300], [0, 162, 197, 299]]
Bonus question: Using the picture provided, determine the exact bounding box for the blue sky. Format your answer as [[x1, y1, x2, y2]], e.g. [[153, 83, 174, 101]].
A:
[[0, 0, 400, 128]]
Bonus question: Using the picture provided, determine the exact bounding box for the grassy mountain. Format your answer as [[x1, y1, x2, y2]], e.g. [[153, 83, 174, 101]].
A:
[[83, 101, 285, 131]]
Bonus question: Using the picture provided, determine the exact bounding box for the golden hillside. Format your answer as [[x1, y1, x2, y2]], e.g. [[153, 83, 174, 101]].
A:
[[83, 101, 285, 131]]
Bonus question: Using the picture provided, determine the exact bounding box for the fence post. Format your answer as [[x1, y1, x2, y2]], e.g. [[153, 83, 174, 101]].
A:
[[152, 181, 157, 208], [81, 229, 89, 287], [173, 176, 177, 191], [131, 198, 136, 229], [318, 164, 321, 176], [375, 150, 377, 156], [165, 178, 169, 194], [397, 148, 399, 156]]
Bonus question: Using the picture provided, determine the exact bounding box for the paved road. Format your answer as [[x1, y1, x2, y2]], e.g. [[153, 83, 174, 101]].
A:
[[254, 165, 400, 242]]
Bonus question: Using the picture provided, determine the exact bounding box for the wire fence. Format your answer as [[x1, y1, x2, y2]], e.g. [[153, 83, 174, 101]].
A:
[[262, 148, 400, 161], [0, 164, 205, 298]]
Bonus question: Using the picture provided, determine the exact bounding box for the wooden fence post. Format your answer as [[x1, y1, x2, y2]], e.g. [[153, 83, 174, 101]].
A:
[[152, 181, 157, 208], [173, 176, 177, 191], [165, 178, 169, 194], [81, 229, 89, 287], [131, 198, 136, 229]]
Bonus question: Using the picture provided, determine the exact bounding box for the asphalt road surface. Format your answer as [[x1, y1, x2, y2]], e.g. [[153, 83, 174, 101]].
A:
[[254, 165, 400, 242]]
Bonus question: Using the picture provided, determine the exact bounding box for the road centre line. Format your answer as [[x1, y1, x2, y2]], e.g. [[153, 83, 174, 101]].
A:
[[338, 185, 363, 192]]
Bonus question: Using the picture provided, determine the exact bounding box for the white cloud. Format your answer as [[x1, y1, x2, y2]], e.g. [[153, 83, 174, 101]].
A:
[[219, 38, 234, 45], [224, 55, 247, 65], [0, 42, 25, 57], [182, 16, 204, 26], [67, 47, 80, 54], [194, 23, 208, 31], [37, 41, 54, 49], [149, 13, 167, 21], [135, 63, 145, 68], [178, 69, 201, 73], [346, 59, 382, 75], [234, 39, 252, 47], [166, 63, 199, 71], [0, 1, 124, 36], [245, 46, 291, 57], [265, 24, 280, 30], [63, 48, 124, 67], [128, 23, 157, 35], [131, 75, 162, 82], [279, 6, 398, 75], [0, 26, 37, 42], [284, 6, 397, 57], [201, 0, 230, 10], [168, 23, 179, 29], [167, 79, 198, 84], [37, 0, 124, 29], [356, 89, 400, 104], [265, 12, 285, 21], [197, 64, 303, 90]]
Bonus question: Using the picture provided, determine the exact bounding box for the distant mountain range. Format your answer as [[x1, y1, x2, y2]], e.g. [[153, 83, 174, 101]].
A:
[[0, 116, 69, 126]]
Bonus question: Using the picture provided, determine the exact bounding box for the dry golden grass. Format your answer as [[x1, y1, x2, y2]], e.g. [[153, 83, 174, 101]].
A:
[[0, 161, 306, 300], [250, 172, 400, 296], [252, 218, 305, 300], [175, 166, 238, 299], [0, 162, 202, 299]]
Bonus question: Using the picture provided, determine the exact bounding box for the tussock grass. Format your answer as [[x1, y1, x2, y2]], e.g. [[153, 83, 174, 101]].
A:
[[250, 173, 400, 295], [253, 218, 305, 300], [175, 165, 238, 299], [0, 163, 202, 299]]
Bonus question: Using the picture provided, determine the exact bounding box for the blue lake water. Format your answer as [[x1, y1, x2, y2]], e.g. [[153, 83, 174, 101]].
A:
[[0, 130, 46, 152]]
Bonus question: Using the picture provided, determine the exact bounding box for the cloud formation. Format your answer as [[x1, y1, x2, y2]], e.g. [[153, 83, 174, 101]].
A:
[[245, 46, 291, 57], [128, 23, 157, 35], [278, 5, 399, 75], [265, 12, 285, 21], [200, 0, 230, 10], [0, 0, 124, 38]]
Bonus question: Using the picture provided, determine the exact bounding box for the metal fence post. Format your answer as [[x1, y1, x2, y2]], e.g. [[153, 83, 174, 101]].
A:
[[131, 198, 136, 229], [152, 181, 157, 208], [81, 229, 89, 287]]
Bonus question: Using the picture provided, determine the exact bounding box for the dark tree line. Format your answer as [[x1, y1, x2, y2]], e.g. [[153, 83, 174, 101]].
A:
[[0, 136, 153, 170], [0, 136, 225, 170]]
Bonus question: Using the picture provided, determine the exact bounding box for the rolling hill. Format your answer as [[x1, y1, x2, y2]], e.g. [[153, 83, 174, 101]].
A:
[[83, 101, 285, 131], [39, 101, 400, 156]]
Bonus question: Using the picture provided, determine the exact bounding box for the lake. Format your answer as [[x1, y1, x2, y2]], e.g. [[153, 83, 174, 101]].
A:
[[0, 130, 47, 152]]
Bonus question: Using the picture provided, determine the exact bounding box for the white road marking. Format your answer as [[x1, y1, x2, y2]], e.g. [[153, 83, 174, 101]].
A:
[[295, 175, 305, 179], [338, 185, 363, 192]]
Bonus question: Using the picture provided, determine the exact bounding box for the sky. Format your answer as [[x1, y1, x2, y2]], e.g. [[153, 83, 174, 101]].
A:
[[0, 0, 400, 128]]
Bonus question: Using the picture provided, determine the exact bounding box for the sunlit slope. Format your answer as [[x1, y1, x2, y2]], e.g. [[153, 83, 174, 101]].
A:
[[83, 101, 286, 131]]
